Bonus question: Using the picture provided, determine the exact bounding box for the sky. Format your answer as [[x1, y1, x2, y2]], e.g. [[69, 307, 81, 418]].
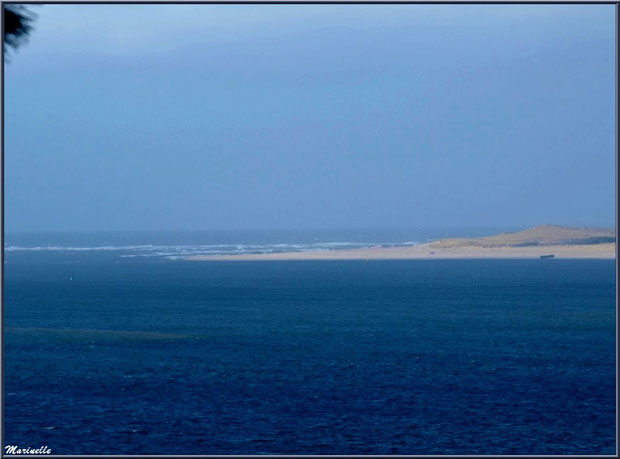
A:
[[3, 4, 616, 232]]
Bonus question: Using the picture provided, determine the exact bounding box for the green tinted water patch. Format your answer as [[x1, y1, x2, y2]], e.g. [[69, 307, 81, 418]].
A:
[[5, 327, 191, 343]]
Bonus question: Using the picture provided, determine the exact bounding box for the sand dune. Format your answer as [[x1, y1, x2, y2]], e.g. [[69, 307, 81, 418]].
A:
[[430, 224, 615, 248]]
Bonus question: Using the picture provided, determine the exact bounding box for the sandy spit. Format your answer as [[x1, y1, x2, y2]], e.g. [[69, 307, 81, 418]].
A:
[[183, 243, 616, 261]]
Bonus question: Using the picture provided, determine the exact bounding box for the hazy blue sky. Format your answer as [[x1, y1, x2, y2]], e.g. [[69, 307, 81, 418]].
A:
[[4, 4, 616, 232]]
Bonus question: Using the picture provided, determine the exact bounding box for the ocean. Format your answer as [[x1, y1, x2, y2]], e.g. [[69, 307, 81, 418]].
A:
[[3, 231, 616, 455]]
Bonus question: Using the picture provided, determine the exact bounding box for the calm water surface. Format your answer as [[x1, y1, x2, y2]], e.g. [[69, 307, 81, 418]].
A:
[[4, 256, 616, 454]]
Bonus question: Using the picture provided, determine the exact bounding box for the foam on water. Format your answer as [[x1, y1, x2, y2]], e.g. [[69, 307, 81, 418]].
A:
[[5, 241, 420, 259]]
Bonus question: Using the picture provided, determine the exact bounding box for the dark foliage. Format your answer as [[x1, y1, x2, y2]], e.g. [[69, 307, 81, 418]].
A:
[[3, 5, 36, 54]]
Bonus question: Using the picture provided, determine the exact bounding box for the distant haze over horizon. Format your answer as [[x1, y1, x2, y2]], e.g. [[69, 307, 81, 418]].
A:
[[4, 4, 615, 232], [4, 224, 615, 238]]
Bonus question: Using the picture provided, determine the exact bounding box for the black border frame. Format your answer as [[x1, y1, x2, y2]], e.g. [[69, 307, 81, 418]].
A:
[[0, 2, 617, 457]]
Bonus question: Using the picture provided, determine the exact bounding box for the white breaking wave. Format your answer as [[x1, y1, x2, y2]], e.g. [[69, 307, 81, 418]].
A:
[[5, 245, 158, 252], [5, 241, 419, 258]]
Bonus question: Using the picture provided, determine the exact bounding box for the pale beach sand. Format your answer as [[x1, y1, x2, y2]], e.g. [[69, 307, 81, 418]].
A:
[[184, 242, 616, 261]]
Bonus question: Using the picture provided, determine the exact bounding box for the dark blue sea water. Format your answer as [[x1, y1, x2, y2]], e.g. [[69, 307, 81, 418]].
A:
[[3, 233, 617, 454]]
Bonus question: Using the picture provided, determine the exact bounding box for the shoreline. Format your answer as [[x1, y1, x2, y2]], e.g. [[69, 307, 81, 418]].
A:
[[183, 243, 616, 261]]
